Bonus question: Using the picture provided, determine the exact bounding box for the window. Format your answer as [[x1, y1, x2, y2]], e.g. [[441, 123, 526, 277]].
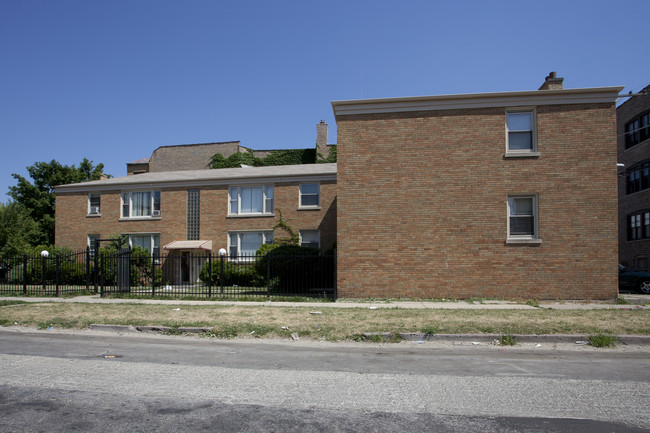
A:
[[88, 193, 101, 215], [507, 195, 538, 241], [506, 110, 536, 154], [626, 161, 650, 194], [628, 211, 650, 241], [121, 191, 161, 218], [625, 111, 650, 149], [300, 230, 320, 248], [229, 186, 273, 215], [636, 256, 649, 272], [187, 190, 200, 240], [228, 231, 273, 257], [129, 233, 160, 259], [299, 183, 320, 208]]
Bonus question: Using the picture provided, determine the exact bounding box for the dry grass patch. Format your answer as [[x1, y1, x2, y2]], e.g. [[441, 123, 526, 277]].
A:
[[0, 303, 648, 340]]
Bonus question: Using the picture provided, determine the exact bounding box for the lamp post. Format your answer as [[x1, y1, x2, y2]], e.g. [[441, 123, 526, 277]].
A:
[[218, 248, 227, 294], [40, 250, 49, 293]]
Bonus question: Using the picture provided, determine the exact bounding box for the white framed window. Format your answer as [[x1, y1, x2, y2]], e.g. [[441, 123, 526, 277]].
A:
[[506, 110, 537, 155], [229, 186, 274, 216], [228, 231, 274, 257], [507, 195, 540, 243], [121, 191, 161, 218], [299, 230, 320, 248], [299, 183, 320, 208], [88, 193, 101, 215], [128, 233, 160, 259]]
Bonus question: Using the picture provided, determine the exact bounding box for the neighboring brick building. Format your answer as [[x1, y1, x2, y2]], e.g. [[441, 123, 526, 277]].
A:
[[333, 73, 622, 300], [55, 164, 337, 284], [617, 84, 650, 271]]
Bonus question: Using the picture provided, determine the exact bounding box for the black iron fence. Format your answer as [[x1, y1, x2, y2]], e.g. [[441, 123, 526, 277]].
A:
[[0, 249, 337, 300]]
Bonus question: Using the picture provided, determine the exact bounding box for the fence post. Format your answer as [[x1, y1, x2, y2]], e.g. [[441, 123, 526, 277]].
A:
[[333, 250, 337, 300], [266, 252, 271, 298], [41, 256, 46, 294], [93, 239, 99, 294], [55, 255, 60, 297], [99, 253, 104, 298], [85, 247, 90, 292], [220, 254, 224, 294], [22, 254, 27, 295], [151, 253, 156, 297], [207, 251, 212, 297]]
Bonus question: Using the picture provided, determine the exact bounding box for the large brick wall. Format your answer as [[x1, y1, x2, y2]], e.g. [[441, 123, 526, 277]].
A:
[[55, 180, 336, 252], [617, 85, 650, 270], [336, 103, 618, 300]]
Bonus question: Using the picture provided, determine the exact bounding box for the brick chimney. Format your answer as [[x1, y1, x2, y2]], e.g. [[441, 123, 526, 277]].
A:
[[316, 120, 330, 160], [538, 71, 564, 90]]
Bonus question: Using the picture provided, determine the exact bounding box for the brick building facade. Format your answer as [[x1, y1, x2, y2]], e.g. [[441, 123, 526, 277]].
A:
[[333, 75, 622, 300], [55, 164, 337, 283], [617, 85, 650, 271]]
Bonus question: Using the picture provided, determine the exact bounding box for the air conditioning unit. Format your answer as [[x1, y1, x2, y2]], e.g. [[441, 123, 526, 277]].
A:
[[89, 206, 100, 214], [152, 210, 161, 217]]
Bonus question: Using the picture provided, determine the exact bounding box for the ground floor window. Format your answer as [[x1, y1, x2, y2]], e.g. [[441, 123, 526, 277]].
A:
[[507, 195, 538, 239], [628, 211, 650, 241], [228, 231, 273, 257], [300, 230, 320, 248], [636, 256, 649, 272], [129, 233, 160, 259]]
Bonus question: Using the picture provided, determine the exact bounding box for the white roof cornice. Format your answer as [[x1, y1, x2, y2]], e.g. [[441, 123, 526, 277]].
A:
[[332, 87, 624, 116]]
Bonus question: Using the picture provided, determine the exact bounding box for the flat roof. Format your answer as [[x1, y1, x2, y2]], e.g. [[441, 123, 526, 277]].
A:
[[332, 86, 624, 116], [56, 163, 337, 193]]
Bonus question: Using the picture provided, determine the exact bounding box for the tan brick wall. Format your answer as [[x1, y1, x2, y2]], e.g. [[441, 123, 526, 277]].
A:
[[336, 103, 618, 300], [55, 180, 337, 252]]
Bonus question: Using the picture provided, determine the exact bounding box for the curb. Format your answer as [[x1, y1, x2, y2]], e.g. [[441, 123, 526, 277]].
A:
[[86, 324, 650, 345]]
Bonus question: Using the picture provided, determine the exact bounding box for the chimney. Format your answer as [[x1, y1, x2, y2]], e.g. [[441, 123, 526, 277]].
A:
[[316, 120, 330, 160], [538, 71, 564, 90]]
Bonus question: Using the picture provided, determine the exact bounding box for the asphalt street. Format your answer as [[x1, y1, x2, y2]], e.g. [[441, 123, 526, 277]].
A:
[[0, 328, 648, 432]]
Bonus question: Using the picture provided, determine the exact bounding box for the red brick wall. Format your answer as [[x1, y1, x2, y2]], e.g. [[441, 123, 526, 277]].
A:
[[336, 103, 618, 300], [55, 180, 336, 252]]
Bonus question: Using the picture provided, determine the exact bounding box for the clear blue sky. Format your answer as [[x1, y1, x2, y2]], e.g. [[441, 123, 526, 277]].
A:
[[1, 0, 648, 201]]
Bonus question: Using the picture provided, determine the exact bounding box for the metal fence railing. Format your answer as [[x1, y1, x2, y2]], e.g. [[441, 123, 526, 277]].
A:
[[0, 249, 337, 300]]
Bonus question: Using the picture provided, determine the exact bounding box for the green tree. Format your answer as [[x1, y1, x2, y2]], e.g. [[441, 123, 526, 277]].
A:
[[0, 202, 40, 259], [8, 158, 109, 246]]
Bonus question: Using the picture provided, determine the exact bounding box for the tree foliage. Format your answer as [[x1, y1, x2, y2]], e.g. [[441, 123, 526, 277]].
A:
[[0, 202, 40, 259], [208, 148, 332, 169], [8, 158, 109, 246]]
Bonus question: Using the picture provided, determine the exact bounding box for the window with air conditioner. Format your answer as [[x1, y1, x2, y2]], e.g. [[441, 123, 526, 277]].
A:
[[88, 193, 101, 215], [121, 191, 161, 219]]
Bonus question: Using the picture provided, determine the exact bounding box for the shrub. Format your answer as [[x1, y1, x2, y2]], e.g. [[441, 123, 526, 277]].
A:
[[199, 258, 263, 288]]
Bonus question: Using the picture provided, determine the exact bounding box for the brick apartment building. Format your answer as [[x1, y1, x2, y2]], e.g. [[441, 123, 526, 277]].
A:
[[333, 73, 622, 300], [55, 164, 337, 284], [56, 73, 622, 299], [617, 84, 650, 271]]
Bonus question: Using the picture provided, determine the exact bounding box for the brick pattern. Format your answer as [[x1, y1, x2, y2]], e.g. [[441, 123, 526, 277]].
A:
[[55, 180, 336, 253], [336, 103, 618, 300], [617, 85, 650, 269]]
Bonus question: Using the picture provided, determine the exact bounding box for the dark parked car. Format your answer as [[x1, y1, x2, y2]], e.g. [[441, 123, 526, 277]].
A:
[[619, 265, 650, 294]]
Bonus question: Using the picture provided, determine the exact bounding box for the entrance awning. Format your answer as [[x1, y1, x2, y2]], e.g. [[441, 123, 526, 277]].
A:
[[163, 240, 213, 251]]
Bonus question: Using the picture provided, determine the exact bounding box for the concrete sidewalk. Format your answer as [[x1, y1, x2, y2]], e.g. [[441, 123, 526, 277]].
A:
[[2, 293, 648, 310]]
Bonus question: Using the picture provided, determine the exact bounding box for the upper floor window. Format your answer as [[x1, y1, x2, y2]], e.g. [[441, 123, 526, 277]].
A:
[[88, 193, 101, 215], [628, 211, 650, 241], [507, 195, 538, 241], [229, 186, 273, 216], [506, 110, 537, 155], [626, 161, 650, 195], [625, 111, 650, 149], [121, 191, 161, 218], [299, 183, 320, 208]]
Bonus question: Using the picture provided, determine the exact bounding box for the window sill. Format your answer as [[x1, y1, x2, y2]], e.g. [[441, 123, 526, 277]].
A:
[[506, 238, 542, 245], [227, 214, 275, 219], [86, 213, 102, 218], [119, 217, 162, 222], [504, 151, 541, 159], [298, 206, 321, 211]]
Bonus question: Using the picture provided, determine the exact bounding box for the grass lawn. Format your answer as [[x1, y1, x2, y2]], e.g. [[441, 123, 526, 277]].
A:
[[1, 300, 648, 341]]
